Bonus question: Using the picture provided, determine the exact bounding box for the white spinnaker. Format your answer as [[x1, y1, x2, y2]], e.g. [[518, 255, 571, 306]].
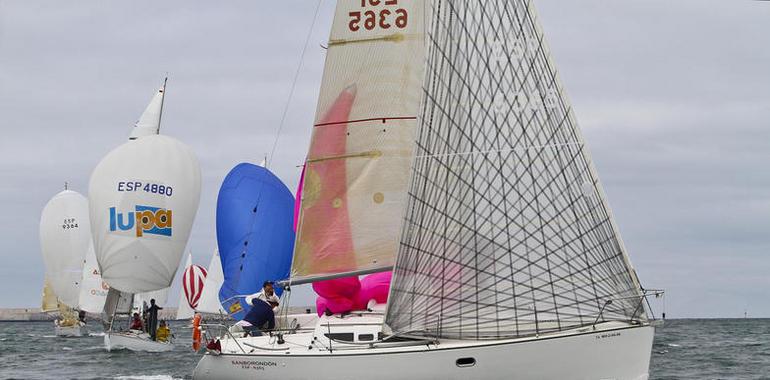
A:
[[89, 134, 201, 293], [39, 190, 92, 308], [77, 243, 109, 313], [129, 85, 165, 140], [176, 253, 195, 320], [196, 249, 226, 314]]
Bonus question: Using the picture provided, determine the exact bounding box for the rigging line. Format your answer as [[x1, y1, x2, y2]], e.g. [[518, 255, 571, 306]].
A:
[[414, 141, 583, 159], [267, 0, 323, 168]]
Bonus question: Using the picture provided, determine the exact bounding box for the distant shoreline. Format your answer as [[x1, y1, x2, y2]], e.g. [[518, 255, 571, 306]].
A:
[[0, 307, 178, 321], [0, 306, 316, 321]]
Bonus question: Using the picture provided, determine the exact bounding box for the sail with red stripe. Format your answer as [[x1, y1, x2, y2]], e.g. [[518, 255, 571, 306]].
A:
[[183, 264, 208, 309], [290, 0, 428, 284]]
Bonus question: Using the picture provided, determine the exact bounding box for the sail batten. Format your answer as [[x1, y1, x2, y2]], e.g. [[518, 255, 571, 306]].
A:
[[385, 0, 645, 341], [279, 265, 393, 287]]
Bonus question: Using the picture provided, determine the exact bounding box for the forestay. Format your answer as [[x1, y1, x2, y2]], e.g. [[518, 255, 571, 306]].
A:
[[89, 135, 201, 293], [39, 190, 91, 309], [385, 0, 645, 340], [291, 0, 428, 283]]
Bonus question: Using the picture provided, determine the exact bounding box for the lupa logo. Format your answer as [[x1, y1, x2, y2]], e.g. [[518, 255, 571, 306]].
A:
[[109, 205, 172, 237]]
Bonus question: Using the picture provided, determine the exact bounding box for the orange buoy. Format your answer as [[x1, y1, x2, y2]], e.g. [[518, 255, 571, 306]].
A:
[[192, 313, 202, 351]]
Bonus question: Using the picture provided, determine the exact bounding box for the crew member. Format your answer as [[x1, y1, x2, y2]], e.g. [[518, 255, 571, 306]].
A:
[[129, 312, 144, 331], [147, 299, 163, 340], [238, 281, 280, 336], [156, 320, 172, 342]]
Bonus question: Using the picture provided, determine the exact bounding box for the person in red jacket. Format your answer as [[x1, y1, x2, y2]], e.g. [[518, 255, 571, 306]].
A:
[[129, 312, 144, 331]]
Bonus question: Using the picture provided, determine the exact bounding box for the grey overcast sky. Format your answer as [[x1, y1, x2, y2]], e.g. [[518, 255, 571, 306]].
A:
[[1, 0, 768, 318]]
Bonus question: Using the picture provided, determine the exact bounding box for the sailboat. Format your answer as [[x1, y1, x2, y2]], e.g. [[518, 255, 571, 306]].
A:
[[39, 185, 95, 337], [193, 1, 660, 379], [92, 79, 202, 352], [177, 252, 207, 320], [36, 85, 161, 337]]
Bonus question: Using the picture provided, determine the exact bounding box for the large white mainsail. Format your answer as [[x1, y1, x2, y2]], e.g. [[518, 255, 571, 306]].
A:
[[88, 134, 201, 293], [129, 79, 167, 140], [384, 0, 646, 340], [39, 189, 92, 309], [290, 0, 427, 283], [196, 249, 226, 315]]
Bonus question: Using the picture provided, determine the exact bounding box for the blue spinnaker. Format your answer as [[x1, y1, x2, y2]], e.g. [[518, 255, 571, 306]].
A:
[[216, 163, 295, 320]]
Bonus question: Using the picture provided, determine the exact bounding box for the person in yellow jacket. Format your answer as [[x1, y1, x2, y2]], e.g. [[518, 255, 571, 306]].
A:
[[156, 320, 172, 343]]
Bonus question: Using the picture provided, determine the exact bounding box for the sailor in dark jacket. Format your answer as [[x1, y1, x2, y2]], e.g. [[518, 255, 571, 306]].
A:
[[147, 299, 163, 341], [242, 298, 276, 336]]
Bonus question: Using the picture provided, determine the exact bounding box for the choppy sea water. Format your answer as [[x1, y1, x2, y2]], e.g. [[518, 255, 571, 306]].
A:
[[0, 319, 768, 379]]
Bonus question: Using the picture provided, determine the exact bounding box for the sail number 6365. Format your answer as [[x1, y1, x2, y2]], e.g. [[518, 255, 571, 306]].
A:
[[349, 0, 408, 32]]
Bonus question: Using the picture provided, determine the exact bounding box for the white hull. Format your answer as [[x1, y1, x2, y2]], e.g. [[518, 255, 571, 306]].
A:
[[104, 330, 174, 352], [193, 320, 654, 380], [55, 323, 87, 337]]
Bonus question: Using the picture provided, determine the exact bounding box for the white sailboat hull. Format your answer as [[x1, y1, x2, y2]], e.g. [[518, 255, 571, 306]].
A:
[[193, 323, 654, 380], [104, 331, 174, 352], [54, 323, 87, 337]]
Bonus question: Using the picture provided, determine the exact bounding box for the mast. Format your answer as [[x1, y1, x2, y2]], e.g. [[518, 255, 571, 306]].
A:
[[157, 76, 168, 133]]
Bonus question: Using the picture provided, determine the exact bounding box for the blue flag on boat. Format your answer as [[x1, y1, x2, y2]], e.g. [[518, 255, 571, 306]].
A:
[[216, 163, 295, 320]]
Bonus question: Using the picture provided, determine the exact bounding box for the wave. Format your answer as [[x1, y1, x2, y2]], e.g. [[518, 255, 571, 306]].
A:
[[89, 332, 106, 337], [113, 376, 182, 380]]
